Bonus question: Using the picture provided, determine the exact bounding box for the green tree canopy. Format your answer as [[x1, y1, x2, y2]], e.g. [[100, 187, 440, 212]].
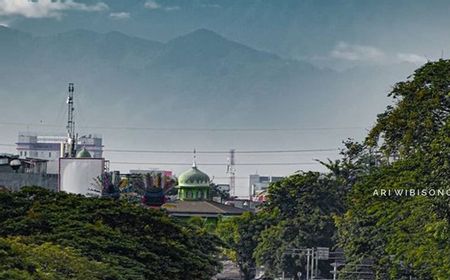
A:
[[216, 211, 276, 280], [337, 59, 450, 279], [0, 187, 222, 280], [254, 171, 345, 279], [0, 237, 116, 280], [367, 59, 450, 157]]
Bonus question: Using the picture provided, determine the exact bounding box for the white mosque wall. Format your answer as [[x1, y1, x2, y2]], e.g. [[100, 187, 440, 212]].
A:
[[59, 158, 104, 197]]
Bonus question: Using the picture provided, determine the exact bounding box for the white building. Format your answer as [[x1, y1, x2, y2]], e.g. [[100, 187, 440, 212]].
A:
[[16, 132, 103, 174], [249, 174, 283, 198]]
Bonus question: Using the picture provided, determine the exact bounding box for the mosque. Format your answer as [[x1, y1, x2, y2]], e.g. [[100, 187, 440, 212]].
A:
[[162, 159, 245, 221]]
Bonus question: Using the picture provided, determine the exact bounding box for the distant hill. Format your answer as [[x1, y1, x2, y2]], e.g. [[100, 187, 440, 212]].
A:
[[0, 26, 417, 132], [0, 26, 329, 125]]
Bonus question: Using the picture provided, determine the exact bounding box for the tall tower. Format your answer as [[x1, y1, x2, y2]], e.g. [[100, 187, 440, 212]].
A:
[[67, 83, 75, 139], [227, 149, 236, 197], [64, 83, 77, 157]]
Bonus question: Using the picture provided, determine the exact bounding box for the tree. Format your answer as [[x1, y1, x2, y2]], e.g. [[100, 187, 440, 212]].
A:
[[216, 211, 276, 280], [210, 183, 230, 203], [0, 237, 116, 280], [337, 60, 450, 279], [336, 154, 450, 279], [367, 59, 450, 157], [0, 187, 222, 280], [255, 172, 345, 279]]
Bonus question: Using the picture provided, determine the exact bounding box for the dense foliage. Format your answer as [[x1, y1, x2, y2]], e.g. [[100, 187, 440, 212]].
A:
[[0, 187, 222, 280], [337, 59, 450, 279], [367, 59, 450, 157], [216, 211, 276, 280], [0, 237, 114, 280], [217, 60, 450, 279], [254, 172, 345, 279], [217, 171, 346, 280]]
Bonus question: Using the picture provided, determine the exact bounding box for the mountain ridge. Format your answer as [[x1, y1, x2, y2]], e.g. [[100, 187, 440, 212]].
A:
[[0, 26, 316, 70], [0, 25, 415, 135]]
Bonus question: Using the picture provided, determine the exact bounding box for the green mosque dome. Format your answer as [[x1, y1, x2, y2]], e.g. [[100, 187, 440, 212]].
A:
[[76, 148, 92, 158], [178, 166, 210, 187]]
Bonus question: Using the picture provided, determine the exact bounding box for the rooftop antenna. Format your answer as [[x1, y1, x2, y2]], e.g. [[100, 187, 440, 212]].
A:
[[65, 83, 77, 157], [67, 83, 75, 139], [226, 149, 236, 197]]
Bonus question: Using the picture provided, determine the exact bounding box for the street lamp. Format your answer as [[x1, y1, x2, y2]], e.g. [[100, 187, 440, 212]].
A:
[[10, 159, 21, 173]]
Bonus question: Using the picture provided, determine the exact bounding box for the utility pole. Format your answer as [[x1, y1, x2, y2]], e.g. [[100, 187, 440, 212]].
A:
[[306, 249, 311, 280], [285, 247, 328, 280], [332, 263, 337, 280], [315, 248, 319, 278]]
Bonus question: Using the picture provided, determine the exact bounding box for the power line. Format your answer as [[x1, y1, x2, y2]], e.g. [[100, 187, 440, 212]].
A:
[[103, 148, 338, 154], [0, 142, 339, 154], [0, 144, 15, 147], [0, 121, 367, 132], [212, 177, 248, 179], [96, 126, 365, 132], [110, 161, 319, 166]]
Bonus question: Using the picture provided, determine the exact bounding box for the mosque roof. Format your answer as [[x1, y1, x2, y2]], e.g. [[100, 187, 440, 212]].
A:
[[162, 200, 246, 217], [177, 166, 210, 187], [76, 148, 92, 158]]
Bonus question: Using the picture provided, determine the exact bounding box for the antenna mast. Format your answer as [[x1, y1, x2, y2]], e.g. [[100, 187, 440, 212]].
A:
[[67, 83, 75, 139], [64, 83, 77, 157], [227, 149, 236, 197]]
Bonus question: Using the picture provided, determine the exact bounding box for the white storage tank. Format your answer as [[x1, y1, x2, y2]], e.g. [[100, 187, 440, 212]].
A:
[[58, 148, 104, 197]]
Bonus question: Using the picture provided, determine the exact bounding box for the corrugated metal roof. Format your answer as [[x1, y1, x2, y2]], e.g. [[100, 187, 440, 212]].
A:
[[162, 200, 246, 216]]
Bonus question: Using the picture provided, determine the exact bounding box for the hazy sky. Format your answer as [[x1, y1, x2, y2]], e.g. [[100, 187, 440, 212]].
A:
[[1, 0, 449, 196]]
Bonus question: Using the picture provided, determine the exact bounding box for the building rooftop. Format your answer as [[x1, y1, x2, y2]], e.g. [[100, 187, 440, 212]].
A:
[[177, 166, 210, 187], [162, 200, 246, 217]]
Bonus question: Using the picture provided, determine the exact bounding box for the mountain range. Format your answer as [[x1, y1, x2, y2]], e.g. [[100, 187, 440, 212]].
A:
[[0, 26, 417, 129]]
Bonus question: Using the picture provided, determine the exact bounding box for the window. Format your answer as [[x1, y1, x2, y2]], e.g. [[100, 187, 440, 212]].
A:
[[49, 152, 51, 158]]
